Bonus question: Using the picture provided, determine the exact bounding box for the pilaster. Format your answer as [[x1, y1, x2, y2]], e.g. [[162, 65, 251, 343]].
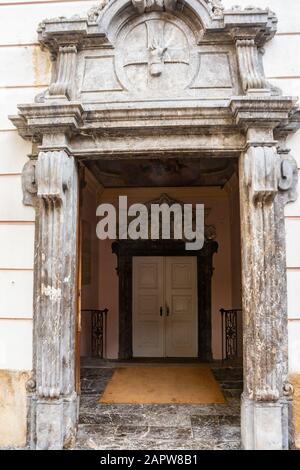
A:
[[239, 127, 297, 449], [23, 138, 79, 449]]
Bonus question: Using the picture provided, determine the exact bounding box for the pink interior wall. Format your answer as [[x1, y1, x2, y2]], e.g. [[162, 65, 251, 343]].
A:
[[98, 239, 119, 359], [97, 187, 236, 360], [80, 184, 99, 357]]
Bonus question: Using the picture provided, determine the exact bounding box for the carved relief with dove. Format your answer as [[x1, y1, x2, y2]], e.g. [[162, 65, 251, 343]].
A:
[[119, 14, 193, 92]]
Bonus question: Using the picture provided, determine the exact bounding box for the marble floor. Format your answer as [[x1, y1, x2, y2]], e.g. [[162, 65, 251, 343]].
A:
[[77, 364, 242, 450]]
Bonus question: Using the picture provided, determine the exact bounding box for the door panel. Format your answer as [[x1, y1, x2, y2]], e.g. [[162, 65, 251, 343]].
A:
[[133, 256, 197, 358], [165, 257, 197, 357], [133, 257, 164, 357]]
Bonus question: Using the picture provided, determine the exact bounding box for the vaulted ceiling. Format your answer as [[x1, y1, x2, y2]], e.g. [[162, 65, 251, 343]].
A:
[[85, 157, 237, 188]]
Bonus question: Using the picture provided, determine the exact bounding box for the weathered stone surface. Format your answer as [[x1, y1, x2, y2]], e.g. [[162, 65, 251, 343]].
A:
[[25, 145, 79, 449], [0, 370, 30, 448], [239, 127, 298, 450]]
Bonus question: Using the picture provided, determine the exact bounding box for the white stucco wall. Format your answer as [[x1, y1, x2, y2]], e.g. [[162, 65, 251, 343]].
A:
[[0, 0, 95, 372], [0, 0, 299, 373]]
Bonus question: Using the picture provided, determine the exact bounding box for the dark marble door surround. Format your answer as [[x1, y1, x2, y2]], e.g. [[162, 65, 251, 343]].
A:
[[112, 239, 218, 362]]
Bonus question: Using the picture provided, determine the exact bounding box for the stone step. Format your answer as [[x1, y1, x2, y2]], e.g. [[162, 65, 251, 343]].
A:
[[223, 389, 242, 398], [212, 368, 243, 382], [219, 380, 243, 390]]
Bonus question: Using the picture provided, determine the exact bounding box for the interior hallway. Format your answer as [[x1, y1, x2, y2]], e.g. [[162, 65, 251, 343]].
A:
[[76, 363, 242, 450]]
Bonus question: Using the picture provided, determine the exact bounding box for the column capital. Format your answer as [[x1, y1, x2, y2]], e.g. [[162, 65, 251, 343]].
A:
[[36, 150, 74, 203], [243, 145, 279, 204], [242, 139, 298, 207]]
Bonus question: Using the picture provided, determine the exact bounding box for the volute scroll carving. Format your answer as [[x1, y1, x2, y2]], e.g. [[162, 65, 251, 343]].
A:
[[283, 382, 294, 398], [22, 159, 38, 207], [87, 0, 109, 22], [277, 149, 298, 206], [236, 39, 269, 95], [48, 45, 77, 100], [243, 145, 298, 206], [25, 376, 37, 394], [36, 151, 73, 203], [244, 145, 279, 204]]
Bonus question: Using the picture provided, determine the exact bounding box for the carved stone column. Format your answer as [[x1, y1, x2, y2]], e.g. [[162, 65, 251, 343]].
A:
[[23, 147, 79, 449], [239, 128, 297, 449]]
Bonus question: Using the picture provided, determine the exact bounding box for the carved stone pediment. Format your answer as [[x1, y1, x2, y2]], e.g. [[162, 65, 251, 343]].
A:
[[9, 0, 299, 143]]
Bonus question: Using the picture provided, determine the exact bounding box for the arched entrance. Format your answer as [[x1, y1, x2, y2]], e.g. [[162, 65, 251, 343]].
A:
[[11, 0, 299, 450]]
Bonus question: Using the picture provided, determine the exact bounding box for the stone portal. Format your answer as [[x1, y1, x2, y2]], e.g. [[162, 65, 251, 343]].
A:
[[11, 0, 300, 450]]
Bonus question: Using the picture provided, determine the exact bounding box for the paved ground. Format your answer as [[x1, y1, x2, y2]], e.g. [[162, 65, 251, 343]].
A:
[[77, 364, 242, 450]]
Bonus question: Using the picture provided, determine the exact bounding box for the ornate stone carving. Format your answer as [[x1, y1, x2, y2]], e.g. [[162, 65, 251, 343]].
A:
[[22, 159, 38, 206], [244, 145, 279, 203], [131, 0, 223, 15], [48, 46, 77, 100], [87, 0, 109, 22], [283, 382, 294, 398], [277, 148, 298, 205], [207, 0, 224, 16], [236, 39, 269, 94], [132, 0, 178, 14], [34, 89, 50, 104], [25, 376, 36, 393], [119, 14, 192, 92]]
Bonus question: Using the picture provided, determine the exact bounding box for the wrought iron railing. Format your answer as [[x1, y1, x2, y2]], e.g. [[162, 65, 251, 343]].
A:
[[220, 308, 242, 361], [81, 308, 108, 358]]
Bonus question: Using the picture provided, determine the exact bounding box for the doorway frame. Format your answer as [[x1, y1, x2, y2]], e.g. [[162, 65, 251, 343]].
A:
[[112, 239, 218, 361], [11, 0, 300, 450]]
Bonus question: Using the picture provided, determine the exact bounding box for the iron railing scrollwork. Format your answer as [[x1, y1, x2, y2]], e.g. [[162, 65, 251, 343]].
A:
[[81, 308, 108, 358], [220, 308, 242, 361]]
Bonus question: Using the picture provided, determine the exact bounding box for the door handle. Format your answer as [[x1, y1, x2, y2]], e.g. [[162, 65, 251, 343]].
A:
[[166, 304, 170, 316], [160, 306, 163, 316]]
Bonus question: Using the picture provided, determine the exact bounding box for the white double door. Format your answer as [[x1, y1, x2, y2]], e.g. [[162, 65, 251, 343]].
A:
[[133, 256, 198, 357]]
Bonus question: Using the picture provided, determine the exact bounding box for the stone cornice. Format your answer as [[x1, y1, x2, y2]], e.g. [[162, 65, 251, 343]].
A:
[[230, 96, 299, 131], [9, 103, 84, 141], [10, 98, 300, 144]]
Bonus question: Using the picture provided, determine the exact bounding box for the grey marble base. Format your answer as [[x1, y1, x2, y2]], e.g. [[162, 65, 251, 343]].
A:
[[241, 395, 289, 450], [76, 366, 242, 450]]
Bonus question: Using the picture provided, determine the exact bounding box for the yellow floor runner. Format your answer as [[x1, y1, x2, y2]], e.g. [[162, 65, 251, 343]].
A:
[[99, 366, 225, 404]]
